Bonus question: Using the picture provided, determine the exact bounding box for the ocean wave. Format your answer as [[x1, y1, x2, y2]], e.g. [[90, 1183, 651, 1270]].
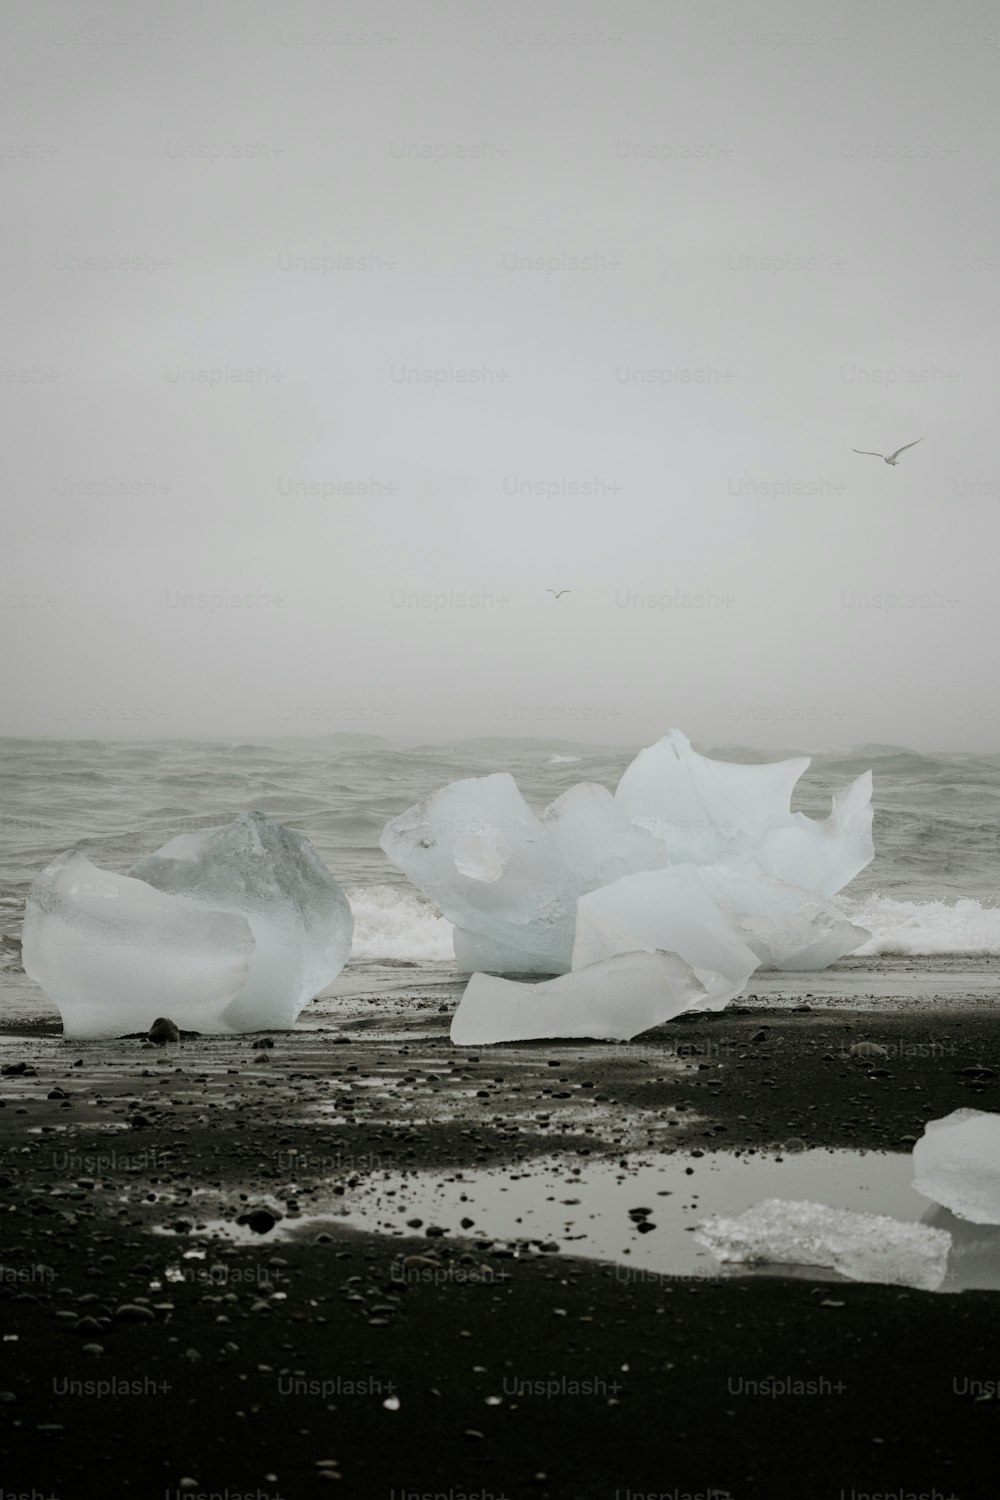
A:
[[842, 892, 1000, 956], [345, 885, 1000, 963], [347, 885, 453, 960]]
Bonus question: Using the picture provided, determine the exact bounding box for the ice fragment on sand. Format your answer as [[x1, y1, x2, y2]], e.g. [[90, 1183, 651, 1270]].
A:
[[379, 728, 874, 978], [912, 1109, 1000, 1225], [132, 811, 353, 1031], [22, 852, 253, 1040], [696, 1198, 951, 1291], [23, 813, 352, 1037], [450, 950, 709, 1044]]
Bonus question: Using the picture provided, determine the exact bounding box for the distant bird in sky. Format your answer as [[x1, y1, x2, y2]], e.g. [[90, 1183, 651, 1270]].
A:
[[852, 438, 924, 466], [547, 589, 571, 599]]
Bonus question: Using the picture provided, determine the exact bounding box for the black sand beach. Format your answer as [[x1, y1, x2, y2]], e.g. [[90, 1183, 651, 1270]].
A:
[[2, 989, 999, 1500]]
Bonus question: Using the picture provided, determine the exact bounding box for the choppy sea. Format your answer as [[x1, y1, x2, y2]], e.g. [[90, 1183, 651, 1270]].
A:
[[2, 734, 999, 1024]]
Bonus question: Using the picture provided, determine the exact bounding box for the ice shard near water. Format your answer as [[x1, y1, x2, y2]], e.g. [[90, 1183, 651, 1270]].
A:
[[450, 950, 710, 1045], [381, 728, 874, 1040], [912, 1109, 1000, 1225], [22, 812, 353, 1037], [22, 851, 254, 1040], [695, 1199, 952, 1291], [132, 811, 354, 1032]]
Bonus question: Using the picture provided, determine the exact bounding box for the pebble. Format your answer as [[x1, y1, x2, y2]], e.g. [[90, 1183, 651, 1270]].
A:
[[238, 1208, 280, 1234], [148, 1017, 180, 1045], [114, 1304, 156, 1323]]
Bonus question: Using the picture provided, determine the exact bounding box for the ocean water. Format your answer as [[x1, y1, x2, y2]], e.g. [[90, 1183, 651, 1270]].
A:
[[2, 734, 1000, 1023]]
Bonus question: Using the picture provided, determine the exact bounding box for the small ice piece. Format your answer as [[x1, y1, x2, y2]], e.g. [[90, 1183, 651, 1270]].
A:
[[919, 1204, 1000, 1291], [614, 729, 873, 896], [912, 1109, 1000, 1224], [22, 852, 253, 1039], [450, 950, 710, 1044], [572, 867, 760, 1008], [696, 1199, 952, 1291], [132, 812, 353, 1031]]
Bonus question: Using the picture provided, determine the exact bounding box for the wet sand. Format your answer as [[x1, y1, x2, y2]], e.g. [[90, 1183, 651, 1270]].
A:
[[1, 989, 999, 1499]]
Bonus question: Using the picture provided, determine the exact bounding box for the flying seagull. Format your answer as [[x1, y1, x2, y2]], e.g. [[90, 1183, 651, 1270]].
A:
[[547, 589, 571, 599], [852, 438, 924, 466]]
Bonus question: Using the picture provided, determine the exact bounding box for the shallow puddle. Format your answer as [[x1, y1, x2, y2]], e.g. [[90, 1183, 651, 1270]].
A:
[[161, 1147, 1000, 1293], [335, 1148, 999, 1293]]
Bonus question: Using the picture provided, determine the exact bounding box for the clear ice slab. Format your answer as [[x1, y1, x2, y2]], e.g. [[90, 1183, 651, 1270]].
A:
[[912, 1109, 1000, 1225], [450, 949, 710, 1044], [695, 1198, 952, 1291], [22, 851, 254, 1039], [132, 811, 354, 1032], [22, 812, 353, 1037], [572, 866, 761, 1008]]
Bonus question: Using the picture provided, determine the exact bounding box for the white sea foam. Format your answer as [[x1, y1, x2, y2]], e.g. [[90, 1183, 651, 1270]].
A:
[[345, 885, 1000, 963], [347, 885, 453, 960], [548, 753, 581, 764], [841, 892, 1000, 956]]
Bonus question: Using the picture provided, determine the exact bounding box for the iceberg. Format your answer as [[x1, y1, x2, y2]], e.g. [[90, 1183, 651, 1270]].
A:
[[450, 949, 710, 1045], [22, 812, 353, 1037], [695, 1198, 952, 1292], [379, 728, 874, 979], [912, 1109, 1000, 1225]]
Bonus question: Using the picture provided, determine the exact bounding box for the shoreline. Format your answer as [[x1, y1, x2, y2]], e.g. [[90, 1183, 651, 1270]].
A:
[[1, 996, 998, 1497]]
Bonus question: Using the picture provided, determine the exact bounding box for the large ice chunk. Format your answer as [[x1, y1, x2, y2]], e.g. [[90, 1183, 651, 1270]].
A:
[[379, 773, 582, 974], [696, 1199, 951, 1291], [379, 729, 875, 992], [912, 1110, 1000, 1224], [132, 811, 354, 1031], [614, 730, 873, 896], [450, 950, 710, 1044], [572, 867, 760, 1008], [22, 851, 254, 1039]]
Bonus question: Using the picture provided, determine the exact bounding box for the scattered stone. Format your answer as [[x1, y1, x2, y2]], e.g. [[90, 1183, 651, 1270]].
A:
[[237, 1208, 281, 1235]]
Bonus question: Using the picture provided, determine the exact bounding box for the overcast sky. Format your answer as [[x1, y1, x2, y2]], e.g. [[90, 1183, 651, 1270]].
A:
[[3, 0, 999, 750]]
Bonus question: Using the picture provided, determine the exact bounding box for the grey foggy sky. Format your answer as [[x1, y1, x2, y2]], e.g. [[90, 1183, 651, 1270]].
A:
[[3, 0, 999, 750]]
